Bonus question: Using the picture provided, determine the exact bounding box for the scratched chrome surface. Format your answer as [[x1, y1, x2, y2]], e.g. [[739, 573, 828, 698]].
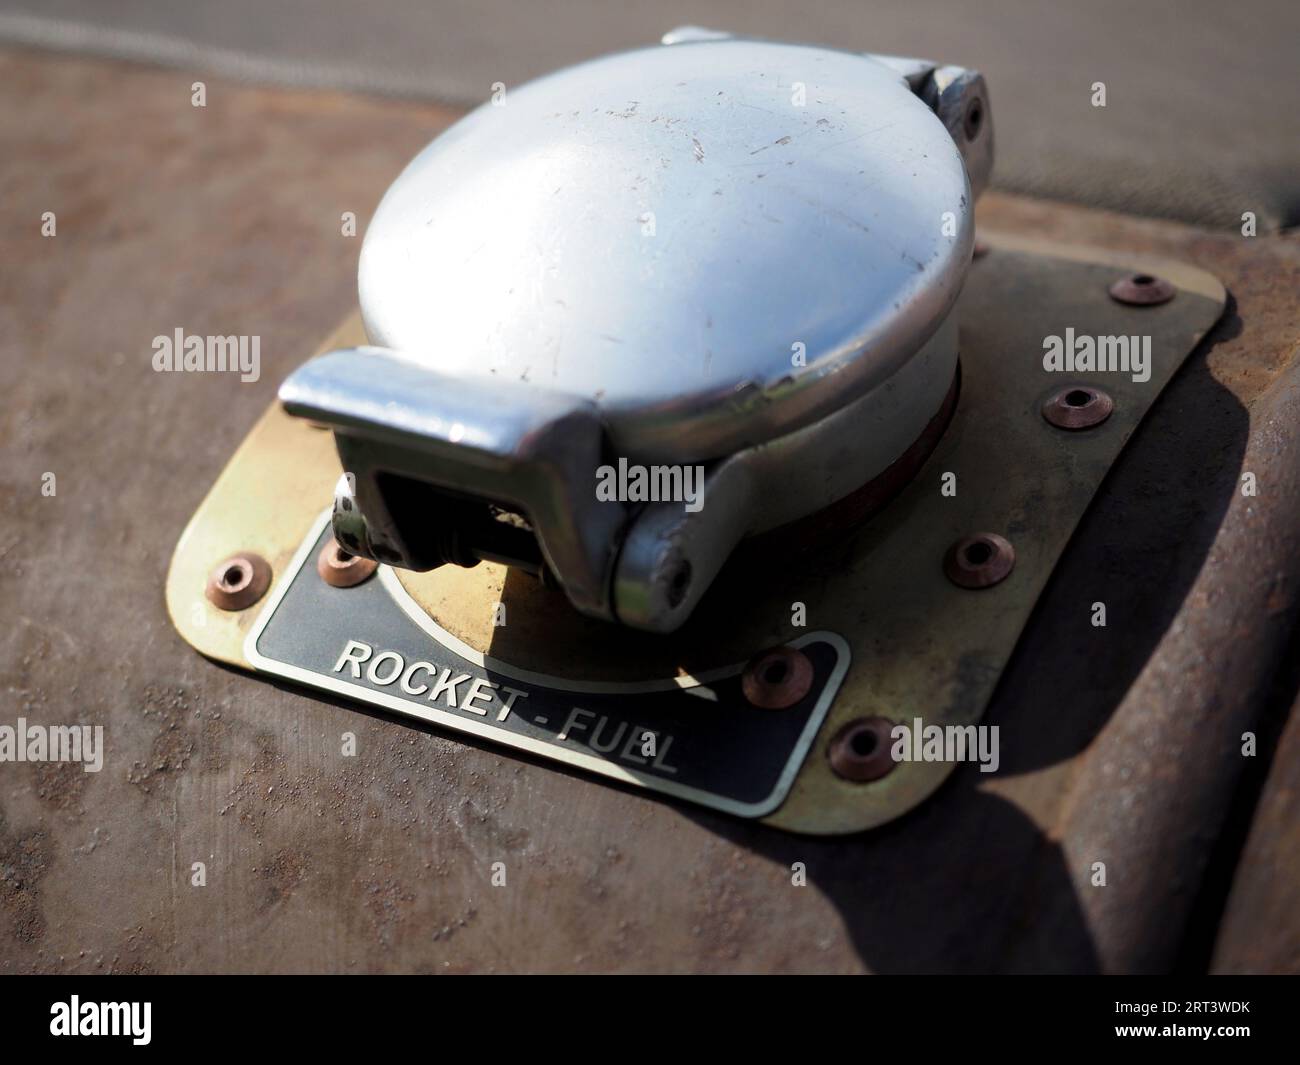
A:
[[358, 39, 972, 461]]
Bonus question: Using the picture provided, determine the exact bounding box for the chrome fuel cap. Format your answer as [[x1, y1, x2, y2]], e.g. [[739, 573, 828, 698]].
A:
[[281, 29, 993, 632], [357, 35, 980, 460]]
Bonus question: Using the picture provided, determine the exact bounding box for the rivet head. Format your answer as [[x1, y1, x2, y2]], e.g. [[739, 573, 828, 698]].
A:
[[1042, 385, 1114, 430], [317, 539, 379, 588], [944, 533, 1015, 589], [205, 553, 271, 611], [828, 717, 897, 782], [741, 646, 814, 709], [1108, 272, 1175, 306]]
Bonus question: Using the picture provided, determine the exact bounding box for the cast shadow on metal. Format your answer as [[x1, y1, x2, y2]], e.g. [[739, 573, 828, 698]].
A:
[[675, 307, 1248, 971]]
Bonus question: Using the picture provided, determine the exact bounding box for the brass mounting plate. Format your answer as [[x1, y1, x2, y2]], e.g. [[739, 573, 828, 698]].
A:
[[166, 236, 1224, 834]]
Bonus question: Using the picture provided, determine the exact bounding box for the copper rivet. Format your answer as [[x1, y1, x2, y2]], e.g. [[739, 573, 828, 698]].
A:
[[944, 533, 1015, 589], [317, 539, 379, 588], [1108, 272, 1175, 306], [1042, 385, 1114, 430], [828, 717, 897, 782], [741, 646, 814, 709], [205, 553, 271, 611]]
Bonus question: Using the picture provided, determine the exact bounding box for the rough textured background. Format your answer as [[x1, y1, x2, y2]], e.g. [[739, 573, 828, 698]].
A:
[[1, 0, 1298, 232], [0, 38, 1297, 972]]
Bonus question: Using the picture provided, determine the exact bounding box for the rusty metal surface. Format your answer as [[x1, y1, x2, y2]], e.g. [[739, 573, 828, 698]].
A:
[[975, 196, 1300, 974], [1, 46, 1298, 972], [1212, 685, 1300, 974]]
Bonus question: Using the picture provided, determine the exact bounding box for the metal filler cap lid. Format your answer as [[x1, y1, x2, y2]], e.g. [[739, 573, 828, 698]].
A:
[[281, 29, 993, 633]]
